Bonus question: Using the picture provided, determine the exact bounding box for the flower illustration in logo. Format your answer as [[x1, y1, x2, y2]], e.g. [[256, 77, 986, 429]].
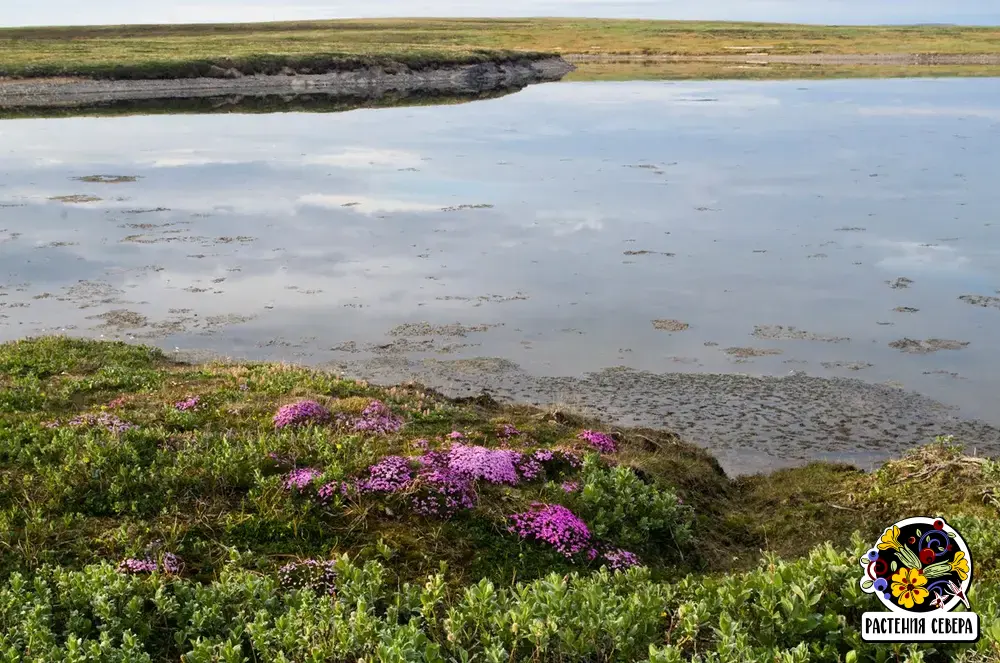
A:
[[860, 516, 973, 613], [890, 567, 928, 609]]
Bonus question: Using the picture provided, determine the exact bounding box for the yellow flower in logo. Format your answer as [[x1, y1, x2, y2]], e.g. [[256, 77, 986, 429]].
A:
[[878, 525, 902, 551], [950, 551, 969, 581], [891, 567, 929, 609]]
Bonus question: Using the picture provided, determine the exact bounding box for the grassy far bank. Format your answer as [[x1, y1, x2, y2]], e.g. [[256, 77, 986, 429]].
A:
[[567, 60, 1000, 81], [1, 18, 999, 79], [0, 336, 998, 660]]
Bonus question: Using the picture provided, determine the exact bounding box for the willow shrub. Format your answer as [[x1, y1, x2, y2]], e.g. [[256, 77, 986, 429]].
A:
[[1, 530, 997, 662]]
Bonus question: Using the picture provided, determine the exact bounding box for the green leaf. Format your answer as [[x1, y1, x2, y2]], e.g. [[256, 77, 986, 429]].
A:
[[862, 580, 874, 590], [891, 561, 898, 572]]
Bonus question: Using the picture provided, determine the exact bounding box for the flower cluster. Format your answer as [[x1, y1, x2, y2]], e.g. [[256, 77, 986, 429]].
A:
[[578, 430, 617, 454], [161, 552, 184, 575], [448, 444, 522, 485], [498, 424, 521, 441], [411, 468, 478, 518], [561, 481, 580, 493], [274, 400, 331, 430], [343, 400, 404, 435], [317, 481, 349, 504], [284, 467, 322, 491], [357, 456, 413, 493], [106, 396, 129, 409], [516, 455, 544, 481], [58, 413, 137, 435], [602, 547, 642, 571], [174, 396, 200, 411], [508, 503, 592, 558], [118, 557, 158, 574], [278, 559, 337, 596]]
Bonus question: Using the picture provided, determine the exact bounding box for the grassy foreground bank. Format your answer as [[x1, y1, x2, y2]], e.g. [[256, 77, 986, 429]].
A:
[[0, 336, 998, 661], [1, 19, 999, 79]]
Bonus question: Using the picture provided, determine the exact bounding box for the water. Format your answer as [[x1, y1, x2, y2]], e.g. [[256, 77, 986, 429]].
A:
[[2, 78, 999, 472]]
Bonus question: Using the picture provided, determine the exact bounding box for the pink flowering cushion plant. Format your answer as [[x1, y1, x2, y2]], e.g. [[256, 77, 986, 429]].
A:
[[410, 467, 477, 518], [508, 503, 592, 558], [174, 396, 200, 411], [578, 430, 617, 453], [447, 444, 522, 485], [273, 400, 331, 429], [357, 456, 414, 493], [284, 467, 322, 491], [342, 400, 404, 435]]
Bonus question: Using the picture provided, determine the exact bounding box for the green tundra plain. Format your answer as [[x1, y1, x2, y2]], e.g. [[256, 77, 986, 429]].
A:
[[1, 19, 999, 79], [0, 337, 997, 660]]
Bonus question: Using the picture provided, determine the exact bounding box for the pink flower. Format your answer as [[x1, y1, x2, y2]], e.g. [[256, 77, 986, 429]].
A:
[[343, 400, 403, 435], [274, 400, 331, 429], [174, 396, 200, 411], [560, 481, 580, 493], [508, 503, 592, 557], [602, 547, 642, 571], [357, 456, 413, 493], [284, 467, 322, 491], [448, 444, 521, 485], [578, 430, 617, 453]]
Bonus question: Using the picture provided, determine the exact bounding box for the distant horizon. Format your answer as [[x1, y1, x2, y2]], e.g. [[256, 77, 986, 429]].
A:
[[2, 0, 998, 29]]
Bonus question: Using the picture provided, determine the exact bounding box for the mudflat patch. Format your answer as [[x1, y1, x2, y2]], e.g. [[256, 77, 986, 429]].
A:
[[388, 322, 501, 337], [49, 194, 101, 203], [893, 307, 920, 313], [87, 309, 148, 330], [752, 325, 849, 343], [821, 361, 874, 371], [959, 294, 1000, 309], [723, 346, 783, 358], [624, 250, 675, 257], [889, 338, 970, 354], [652, 319, 690, 332], [886, 277, 914, 289], [73, 175, 139, 183]]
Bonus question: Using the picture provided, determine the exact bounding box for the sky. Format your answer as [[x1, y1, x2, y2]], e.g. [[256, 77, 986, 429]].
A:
[[2, 0, 998, 27]]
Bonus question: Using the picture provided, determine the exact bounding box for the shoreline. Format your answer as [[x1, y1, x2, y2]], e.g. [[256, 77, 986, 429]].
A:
[[0, 56, 574, 109], [565, 53, 1000, 65]]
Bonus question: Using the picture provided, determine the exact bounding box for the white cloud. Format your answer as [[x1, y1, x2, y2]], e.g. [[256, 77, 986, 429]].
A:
[[302, 148, 424, 170], [298, 194, 442, 214], [873, 239, 971, 272], [532, 210, 605, 236], [859, 106, 1000, 121]]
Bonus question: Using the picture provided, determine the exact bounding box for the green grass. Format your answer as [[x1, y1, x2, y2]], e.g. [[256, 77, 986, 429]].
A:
[[1, 19, 998, 79], [0, 336, 998, 660]]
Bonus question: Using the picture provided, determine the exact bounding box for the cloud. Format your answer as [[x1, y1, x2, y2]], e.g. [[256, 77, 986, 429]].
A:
[[302, 148, 424, 170], [858, 106, 1000, 121], [873, 239, 971, 272], [532, 210, 606, 236], [298, 194, 442, 214]]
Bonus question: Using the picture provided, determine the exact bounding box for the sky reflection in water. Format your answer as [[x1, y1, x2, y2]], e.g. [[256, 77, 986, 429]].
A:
[[0, 78, 998, 421]]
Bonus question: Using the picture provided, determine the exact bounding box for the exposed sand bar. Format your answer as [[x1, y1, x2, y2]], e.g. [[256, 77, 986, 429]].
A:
[[0, 57, 575, 109]]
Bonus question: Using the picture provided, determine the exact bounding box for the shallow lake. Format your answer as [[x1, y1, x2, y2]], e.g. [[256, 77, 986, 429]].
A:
[[2, 78, 999, 473]]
